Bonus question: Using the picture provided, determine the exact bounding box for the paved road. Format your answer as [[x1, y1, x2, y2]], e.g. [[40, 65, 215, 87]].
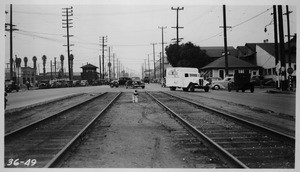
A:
[[5, 84, 296, 116]]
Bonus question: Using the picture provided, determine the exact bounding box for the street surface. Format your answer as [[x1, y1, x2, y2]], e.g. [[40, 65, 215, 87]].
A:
[[5, 84, 295, 117]]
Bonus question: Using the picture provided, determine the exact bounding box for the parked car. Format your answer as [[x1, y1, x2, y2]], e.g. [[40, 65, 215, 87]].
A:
[[73, 80, 80, 87], [80, 80, 89, 86], [110, 80, 119, 88], [251, 76, 275, 87], [118, 77, 131, 86], [126, 77, 145, 89], [38, 80, 50, 89], [143, 77, 150, 84], [228, 73, 254, 93], [206, 77, 222, 84], [209, 76, 234, 90], [5, 80, 20, 92]]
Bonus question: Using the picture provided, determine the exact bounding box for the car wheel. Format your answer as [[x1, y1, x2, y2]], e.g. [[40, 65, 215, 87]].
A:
[[213, 85, 220, 90], [189, 84, 195, 92]]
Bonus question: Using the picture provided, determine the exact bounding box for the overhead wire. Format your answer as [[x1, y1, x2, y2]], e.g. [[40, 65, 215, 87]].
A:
[[196, 6, 272, 44]]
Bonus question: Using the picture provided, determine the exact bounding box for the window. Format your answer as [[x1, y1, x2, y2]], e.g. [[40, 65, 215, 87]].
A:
[[267, 68, 272, 75], [253, 71, 257, 75], [219, 70, 224, 79], [185, 73, 189, 77], [190, 74, 198, 77]]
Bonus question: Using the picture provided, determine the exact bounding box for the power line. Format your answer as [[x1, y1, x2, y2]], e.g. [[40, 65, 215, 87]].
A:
[[196, 7, 272, 44]]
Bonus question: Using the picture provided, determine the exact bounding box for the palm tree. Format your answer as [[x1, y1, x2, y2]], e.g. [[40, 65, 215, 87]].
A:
[[42, 55, 47, 76], [23, 57, 28, 67], [32, 56, 37, 86], [60, 54, 64, 76], [32, 56, 37, 69]]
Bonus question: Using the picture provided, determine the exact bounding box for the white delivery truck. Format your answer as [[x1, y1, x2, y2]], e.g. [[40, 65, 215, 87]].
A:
[[165, 67, 210, 92]]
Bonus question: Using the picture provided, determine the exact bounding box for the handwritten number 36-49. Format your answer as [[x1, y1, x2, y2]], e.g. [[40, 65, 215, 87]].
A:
[[7, 159, 37, 166]]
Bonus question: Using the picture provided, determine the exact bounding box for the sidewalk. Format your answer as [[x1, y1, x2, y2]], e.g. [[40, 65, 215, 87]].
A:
[[266, 88, 296, 95]]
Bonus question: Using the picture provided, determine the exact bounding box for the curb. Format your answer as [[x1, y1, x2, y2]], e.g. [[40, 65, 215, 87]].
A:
[[266, 90, 296, 95]]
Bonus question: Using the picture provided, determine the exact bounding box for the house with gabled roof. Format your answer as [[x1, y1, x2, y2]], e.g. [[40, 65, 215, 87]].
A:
[[200, 54, 261, 79], [200, 46, 238, 61], [237, 35, 296, 81]]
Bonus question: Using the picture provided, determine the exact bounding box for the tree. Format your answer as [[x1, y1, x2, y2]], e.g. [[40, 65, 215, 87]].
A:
[[23, 57, 28, 67], [165, 42, 211, 69], [32, 56, 37, 69], [42, 55, 47, 76]]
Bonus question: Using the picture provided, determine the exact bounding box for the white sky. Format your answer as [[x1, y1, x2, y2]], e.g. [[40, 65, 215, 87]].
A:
[[2, 0, 298, 77]]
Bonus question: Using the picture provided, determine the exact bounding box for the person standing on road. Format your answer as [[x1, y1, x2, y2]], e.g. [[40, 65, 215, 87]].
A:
[[26, 81, 30, 90], [132, 90, 139, 103]]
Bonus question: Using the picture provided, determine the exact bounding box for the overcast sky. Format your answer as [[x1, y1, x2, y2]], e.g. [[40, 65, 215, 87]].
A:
[[2, 0, 298, 77]]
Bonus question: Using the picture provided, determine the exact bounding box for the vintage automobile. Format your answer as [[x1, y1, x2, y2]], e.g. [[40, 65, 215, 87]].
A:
[[165, 67, 210, 92], [143, 77, 150, 84], [126, 77, 145, 89], [110, 80, 119, 88], [118, 77, 131, 86], [228, 73, 255, 93], [209, 76, 234, 90], [80, 80, 89, 86], [5, 80, 20, 92], [38, 80, 50, 89]]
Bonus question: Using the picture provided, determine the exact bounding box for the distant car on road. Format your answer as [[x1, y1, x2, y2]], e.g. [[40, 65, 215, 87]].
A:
[[118, 77, 131, 86], [110, 80, 119, 88], [209, 76, 234, 90], [5, 80, 20, 92], [80, 80, 89, 86], [38, 80, 50, 89], [143, 77, 150, 84], [126, 77, 145, 89]]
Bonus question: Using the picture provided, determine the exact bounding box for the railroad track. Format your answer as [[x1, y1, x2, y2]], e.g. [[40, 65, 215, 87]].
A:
[[147, 91, 295, 168], [5, 92, 121, 168]]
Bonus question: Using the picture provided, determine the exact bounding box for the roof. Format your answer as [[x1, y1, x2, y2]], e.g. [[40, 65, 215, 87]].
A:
[[254, 43, 276, 57], [81, 63, 98, 69], [237, 46, 256, 57], [200, 55, 261, 70], [200, 46, 237, 58]]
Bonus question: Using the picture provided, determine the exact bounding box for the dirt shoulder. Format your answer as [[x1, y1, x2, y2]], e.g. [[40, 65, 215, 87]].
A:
[[60, 92, 226, 168]]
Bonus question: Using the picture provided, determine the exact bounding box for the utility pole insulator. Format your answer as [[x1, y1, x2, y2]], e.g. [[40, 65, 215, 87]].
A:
[[171, 7, 184, 45]]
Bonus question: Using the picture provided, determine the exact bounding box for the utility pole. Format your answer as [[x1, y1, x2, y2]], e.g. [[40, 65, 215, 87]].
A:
[[284, 5, 293, 91], [50, 60, 53, 80], [220, 5, 231, 76], [148, 54, 151, 78], [108, 47, 111, 81], [171, 7, 184, 45], [278, 5, 286, 90], [5, 4, 18, 81], [54, 57, 57, 78], [113, 53, 115, 79], [159, 52, 162, 79], [151, 43, 157, 79], [62, 6, 74, 81], [272, 6, 280, 88], [100, 36, 107, 79], [144, 59, 147, 78], [284, 6, 292, 67], [158, 26, 167, 79]]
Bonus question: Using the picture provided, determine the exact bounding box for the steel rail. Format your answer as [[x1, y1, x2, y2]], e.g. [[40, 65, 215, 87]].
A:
[[5, 92, 107, 139], [146, 91, 248, 168], [163, 91, 295, 145], [45, 92, 122, 168]]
